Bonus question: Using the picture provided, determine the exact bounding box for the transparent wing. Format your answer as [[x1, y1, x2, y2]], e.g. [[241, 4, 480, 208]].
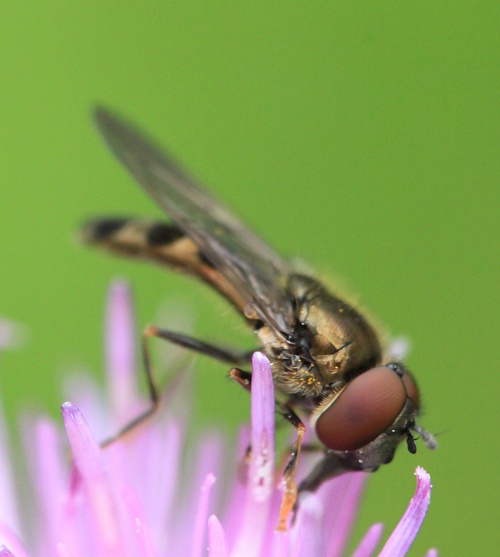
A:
[[94, 107, 295, 334]]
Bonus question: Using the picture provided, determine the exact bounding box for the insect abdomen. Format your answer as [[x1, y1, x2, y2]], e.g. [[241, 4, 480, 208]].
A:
[[81, 217, 250, 313]]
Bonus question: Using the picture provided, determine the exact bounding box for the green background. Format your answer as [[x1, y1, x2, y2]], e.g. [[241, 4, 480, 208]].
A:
[[0, 3, 498, 555]]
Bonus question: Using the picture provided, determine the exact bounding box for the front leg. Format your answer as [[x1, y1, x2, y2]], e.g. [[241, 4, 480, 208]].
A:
[[101, 326, 253, 447], [276, 403, 306, 532]]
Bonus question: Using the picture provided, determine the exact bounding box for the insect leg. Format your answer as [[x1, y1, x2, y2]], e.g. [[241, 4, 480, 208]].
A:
[[146, 325, 253, 364], [276, 403, 306, 532], [99, 325, 160, 447], [228, 367, 252, 391], [101, 327, 252, 448]]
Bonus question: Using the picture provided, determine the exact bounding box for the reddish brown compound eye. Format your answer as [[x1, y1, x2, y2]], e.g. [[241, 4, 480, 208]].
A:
[[315, 366, 407, 451], [401, 371, 420, 410]]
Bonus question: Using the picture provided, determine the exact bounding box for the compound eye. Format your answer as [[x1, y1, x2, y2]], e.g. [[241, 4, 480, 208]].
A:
[[315, 366, 407, 451], [401, 371, 420, 409]]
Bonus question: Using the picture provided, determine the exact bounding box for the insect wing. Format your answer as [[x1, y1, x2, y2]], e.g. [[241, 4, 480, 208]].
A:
[[94, 108, 294, 334]]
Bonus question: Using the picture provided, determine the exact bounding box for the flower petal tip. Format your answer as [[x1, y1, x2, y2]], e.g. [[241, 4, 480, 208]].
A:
[[109, 278, 131, 297], [203, 473, 217, 491], [378, 467, 433, 556], [61, 401, 81, 423], [251, 351, 272, 375], [0, 318, 28, 351], [208, 515, 229, 557], [249, 352, 275, 502], [107, 280, 134, 330], [414, 466, 432, 499]]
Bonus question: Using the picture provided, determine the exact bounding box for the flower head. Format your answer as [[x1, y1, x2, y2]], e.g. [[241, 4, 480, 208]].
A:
[[0, 282, 436, 556]]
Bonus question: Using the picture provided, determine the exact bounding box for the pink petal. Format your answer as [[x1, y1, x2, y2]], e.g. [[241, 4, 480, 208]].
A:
[[231, 353, 276, 557], [142, 420, 185, 541], [105, 280, 138, 421], [378, 467, 432, 557], [191, 474, 216, 557], [0, 407, 20, 537], [134, 517, 158, 557], [220, 425, 250, 546], [61, 402, 125, 556], [56, 543, 76, 557], [0, 528, 29, 557], [30, 419, 66, 553], [0, 324, 21, 537], [249, 352, 275, 502], [352, 523, 384, 557], [0, 546, 17, 557], [208, 515, 229, 557], [323, 472, 368, 557], [0, 319, 26, 351], [290, 494, 324, 557]]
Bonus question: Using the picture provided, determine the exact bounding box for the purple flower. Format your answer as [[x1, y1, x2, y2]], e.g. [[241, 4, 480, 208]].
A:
[[0, 281, 437, 556]]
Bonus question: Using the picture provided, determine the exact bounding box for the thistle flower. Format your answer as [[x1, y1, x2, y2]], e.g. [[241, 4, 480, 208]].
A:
[[0, 282, 436, 556]]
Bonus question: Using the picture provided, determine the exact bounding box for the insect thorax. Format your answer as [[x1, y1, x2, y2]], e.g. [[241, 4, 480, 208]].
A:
[[257, 274, 382, 399]]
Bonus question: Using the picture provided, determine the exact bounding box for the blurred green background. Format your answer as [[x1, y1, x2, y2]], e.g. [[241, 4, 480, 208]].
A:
[[0, 3, 497, 555]]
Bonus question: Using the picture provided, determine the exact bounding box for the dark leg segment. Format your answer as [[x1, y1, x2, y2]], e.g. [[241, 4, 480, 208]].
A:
[[229, 367, 252, 391], [145, 325, 253, 364], [101, 324, 253, 447]]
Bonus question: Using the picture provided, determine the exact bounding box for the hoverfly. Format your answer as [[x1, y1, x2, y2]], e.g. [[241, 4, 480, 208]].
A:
[[82, 108, 436, 530]]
